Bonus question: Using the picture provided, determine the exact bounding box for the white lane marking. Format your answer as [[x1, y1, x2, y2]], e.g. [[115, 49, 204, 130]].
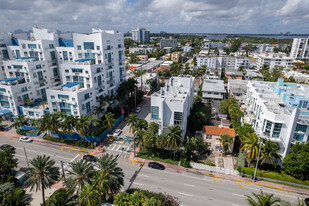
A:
[[70, 154, 80, 162], [184, 183, 195, 187], [133, 182, 144, 186], [139, 174, 149, 178], [64, 155, 80, 169], [232, 204, 239, 206], [232, 193, 245, 197], [17, 147, 74, 161], [178, 192, 193, 197]]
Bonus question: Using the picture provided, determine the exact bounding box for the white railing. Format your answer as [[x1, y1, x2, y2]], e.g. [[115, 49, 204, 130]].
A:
[[190, 162, 240, 176]]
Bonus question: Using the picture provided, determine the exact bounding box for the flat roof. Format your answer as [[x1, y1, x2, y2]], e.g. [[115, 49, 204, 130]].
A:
[[61, 82, 79, 88], [202, 79, 226, 93]]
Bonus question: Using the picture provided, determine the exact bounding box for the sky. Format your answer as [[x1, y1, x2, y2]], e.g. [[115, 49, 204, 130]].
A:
[[0, 0, 308, 34]]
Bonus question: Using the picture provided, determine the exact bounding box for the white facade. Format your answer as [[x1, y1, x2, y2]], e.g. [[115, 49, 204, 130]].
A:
[[182, 46, 192, 53], [197, 54, 249, 69], [235, 57, 249, 69], [132, 28, 150, 43], [246, 79, 309, 159], [202, 79, 226, 101], [136, 72, 157, 92], [257, 53, 293, 70], [290, 38, 309, 59], [257, 44, 276, 53], [151, 77, 195, 138], [204, 42, 223, 49]]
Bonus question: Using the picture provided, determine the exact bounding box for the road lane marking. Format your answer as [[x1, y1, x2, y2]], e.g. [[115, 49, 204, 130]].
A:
[[184, 183, 195, 187], [232, 193, 245, 197], [133, 182, 144, 186], [16, 147, 74, 161], [178, 192, 193, 197], [236, 182, 246, 187], [139, 174, 149, 178], [232, 204, 240, 206], [213, 178, 223, 183], [205, 174, 224, 179], [235, 180, 291, 192]]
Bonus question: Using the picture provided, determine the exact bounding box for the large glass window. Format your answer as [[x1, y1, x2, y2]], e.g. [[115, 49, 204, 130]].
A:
[[50, 51, 56, 60], [77, 45, 81, 50], [28, 44, 37, 49], [293, 133, 304, 142], [295, 124, 307, 133], [58, 95, 69, 100], [63, 51, 68, 60], [83, 42, 94, 50], [174, 112, 183, 126], [264, 120, 272, 136], [272, 123, 282, 138], [86, 102, 91, 113], [151, 106, 159, 119]]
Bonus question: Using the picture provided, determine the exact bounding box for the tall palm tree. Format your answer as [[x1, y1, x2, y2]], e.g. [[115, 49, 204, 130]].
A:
[[65, 159, 95, 194], [127, 114, 138, 133], [11, 115, 28, 129], [88, 115, 101, 127], [94, 104, 106, 117], [219, 134, 234, 153], [49, 112, 62, 136], [104, 112, 116, 130], [260, 140, 281, 166], [61, 116, 77, 134], [79, 184, 100, 206], [133, 118, 148, 137], [37, 113, 51, 135], [156, 134, 167, 158], [92, 170, 110, 200], [166, 126, 183, 160], [96, 154, 124, 194], [24, 155, 60, 206], [245, 190, 281, 206], [45, 188, 77, 206], [75, 116, 91, 138], [241, 132, 259, 166]]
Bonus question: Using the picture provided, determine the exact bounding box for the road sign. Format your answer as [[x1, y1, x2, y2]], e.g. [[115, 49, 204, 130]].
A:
[[124, 138, 130, 142]]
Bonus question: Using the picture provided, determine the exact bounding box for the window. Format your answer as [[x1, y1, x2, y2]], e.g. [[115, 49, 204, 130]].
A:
[[78, 53, 82, 58], [84, 93, 90, 100], [295, 124, 307, 133], [72, 98, 75, 101], [151, 106, 159, 119], [53, 109, 57, 112], [174, 112, 183, 126], [28, 111, 34, 116], [51, 96, 55, 99], [52, 102, 56, 106], [86, 102, 91, 113], [50, 51, 56, 60], [28, 44, 37, 49], [49, 44, 54, 49], [206, 135, 212, 139], [96, 46, 100, 50], [84, 42, 94, 50], [77, 45, 81, 50], [264, 120, 272, 136], [58, 95, 69, 100], [272, 123, 282, 138], [72, 69, 83, 73], [63, 51, 68, 60], [22, 44, 26, 49], [293, 133, 304, 142]]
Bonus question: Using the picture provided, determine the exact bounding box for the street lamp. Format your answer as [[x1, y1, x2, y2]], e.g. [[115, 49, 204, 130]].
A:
[[253, 138, 265, 182]]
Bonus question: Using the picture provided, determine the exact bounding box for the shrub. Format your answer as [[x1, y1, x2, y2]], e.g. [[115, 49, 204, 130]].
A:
[[16, 129, 27, 135], [180, 158, 191, 168], [43, 135, 95, 149]]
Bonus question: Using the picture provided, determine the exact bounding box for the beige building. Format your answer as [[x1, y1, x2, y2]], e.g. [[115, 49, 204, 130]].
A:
[[171, 52, 182, 63]]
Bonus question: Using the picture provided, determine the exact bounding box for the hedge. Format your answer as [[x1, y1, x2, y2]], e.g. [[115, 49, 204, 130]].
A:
[[242, 167, 309, 186], [44, 134, 95, 149]]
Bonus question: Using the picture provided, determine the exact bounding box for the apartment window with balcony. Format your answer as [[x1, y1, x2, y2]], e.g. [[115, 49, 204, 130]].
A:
[[151, 106, 159, 119], [295, 124, 307, 133], [86, 102, 91, 113], [78, 53, 82, 58], [174, 112, 183, 126], [272, 123, 282, 138], [84, 42, 94, 50], [22, 44, 26, 49], [28, 44, 37, 49], [97, 46, 100, 50], [77, 45, 81, 50], [293, 133, 304, 142]]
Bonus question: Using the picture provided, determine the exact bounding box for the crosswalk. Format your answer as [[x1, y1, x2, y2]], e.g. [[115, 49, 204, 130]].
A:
[[106, 143, 129, 152]]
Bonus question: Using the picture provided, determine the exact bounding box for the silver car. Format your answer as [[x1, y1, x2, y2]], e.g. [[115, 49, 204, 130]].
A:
[[19, 136, 33, 143], [113, 129, 122, 137]]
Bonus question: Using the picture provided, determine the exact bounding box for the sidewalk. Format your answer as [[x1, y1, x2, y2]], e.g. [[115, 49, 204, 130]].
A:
[[128, 152, 309, 195]]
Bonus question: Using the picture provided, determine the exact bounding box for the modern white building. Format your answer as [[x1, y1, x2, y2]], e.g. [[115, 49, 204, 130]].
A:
[[151, 77, 195, 138], [136, 72, 157, 92], [257, 44, 276, 53], [284, 70, 309, 84], [197, 55, 222, 68], [48, 29, 125, 117], [204, 42, 223, 49], [257, 53, 293, 70], [290, 37, 309, 59], [197, 54, 249, 69], [202, 79, 226, 101], [160, 38, 178, 50], [227, 79, 248, 105], [246, 79, 309, 159], [182, 46, 192, 53], [132, 28, 150, 43]]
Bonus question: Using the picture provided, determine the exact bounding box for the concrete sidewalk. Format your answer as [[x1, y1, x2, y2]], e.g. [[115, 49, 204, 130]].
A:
[[128, 152, 309, 195]]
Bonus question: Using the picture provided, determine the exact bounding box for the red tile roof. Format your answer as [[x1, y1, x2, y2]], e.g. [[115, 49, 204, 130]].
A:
[[203, 126, 235, 137]]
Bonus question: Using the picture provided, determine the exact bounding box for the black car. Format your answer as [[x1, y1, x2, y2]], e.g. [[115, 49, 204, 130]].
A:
[[304, 198, 309, 206], [83, 154, 97, 162], [148, 162, 165, 170], [0, 144, 16, 151]]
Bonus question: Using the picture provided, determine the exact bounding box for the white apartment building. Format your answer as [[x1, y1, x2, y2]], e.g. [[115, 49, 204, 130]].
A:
[[132, 28, 150, 43], [284, 71, 309, 84], [47, 29, 125, 117], [257, 44, 276, 53], [235, 57, 249, 69], [227, 79, 248, 105], [290, 37, 309, 59], [197, 55, 222, 68], [136, 72, 157, 92], [257, 53, 293, 70], [246, 79, 309, 159], [151, 77, 195, 138], [202, 79, 226, 101], [160, 38, 178, 49], [204, 42, 223, 49], [197, 54, 249, 69]]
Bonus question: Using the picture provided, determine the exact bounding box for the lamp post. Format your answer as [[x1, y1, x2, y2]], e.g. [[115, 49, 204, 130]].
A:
[[253, 138, 264, 182]]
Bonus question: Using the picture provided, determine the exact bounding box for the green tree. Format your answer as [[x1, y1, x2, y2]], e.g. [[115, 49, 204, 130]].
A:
[[283, 142, 309, 180], [127, 114, 138, 133], [75, 115, 92, 137], [166, 126, 183, 159], [230, 39, 241, 52], [260, 140, 281, 166], [241, 133, 259, 166], [61, 116, 77, 134], [219, 98, 237, 114], [79, 184, 100, 206], [245, 190, 281, 206], [143, 122, 159, 156], [0, 149, 18, 182], [96, 154, 124, 194], [156, 134, 167, 158], [45, 188, 77, 206], [91, 170, 110, 201], [65, 159, 95, 193], [0, 183, 31, 206], [49, 112, 62, 135], [104, 112, 116, 130], [25, 155, 60, 206], [219, 134, 234, 153], [11, 115, 27, 129], [37, 113, 51, 135]]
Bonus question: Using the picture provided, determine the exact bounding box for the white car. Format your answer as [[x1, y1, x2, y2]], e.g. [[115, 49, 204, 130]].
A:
[[135, 107, 141, 113], [19, 136, 33, 143], [113, 129, 122, 137]]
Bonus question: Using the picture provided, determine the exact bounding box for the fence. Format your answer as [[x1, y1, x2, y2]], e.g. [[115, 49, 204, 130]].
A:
[[20, 125, 38, 131], [26, 130, 41, 137], [45, 114, 124, 143], [190, 162, 240, 176]]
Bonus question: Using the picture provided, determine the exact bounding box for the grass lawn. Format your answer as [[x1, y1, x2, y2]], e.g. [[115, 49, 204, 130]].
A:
[[137, 150, 180, 165]]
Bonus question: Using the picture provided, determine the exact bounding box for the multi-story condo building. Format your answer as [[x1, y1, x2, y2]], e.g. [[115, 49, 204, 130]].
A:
[[246, 79, 309, 159], [160, 38, 178, 50], [132, 28, 150, 43], [202, 79, 226, 101], [197, 55, 222, 68], [257, 44, 276, 53], [151, 77, 195, 138], [235, 57, 249, 69], [204, 42, 223, 49], [257, 53, 293, 70], [290, 38, 309, 59], [47, 29, 125, 117], [198, 54, 249, 69]]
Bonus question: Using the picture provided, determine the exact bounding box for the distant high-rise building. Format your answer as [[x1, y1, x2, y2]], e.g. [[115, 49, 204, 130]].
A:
[[290, 37, 309, 59], [132, 28, 150, 43]]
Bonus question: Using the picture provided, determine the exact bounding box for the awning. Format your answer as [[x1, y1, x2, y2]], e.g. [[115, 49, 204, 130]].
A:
[[12, 116, 18, 119], [0, 109, 12, 114]]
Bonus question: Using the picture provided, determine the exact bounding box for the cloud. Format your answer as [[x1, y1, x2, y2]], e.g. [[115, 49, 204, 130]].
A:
[[0, 0, 308, 33]]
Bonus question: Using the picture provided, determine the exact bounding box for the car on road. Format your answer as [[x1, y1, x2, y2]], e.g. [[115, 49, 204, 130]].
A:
[[0, 144, 16, 151], [83, 154, 97, 162], [19, 136, 33, 143], [113, 129, 122, 137], [148, 162, 165, 170], [135, 107, 141, 113]]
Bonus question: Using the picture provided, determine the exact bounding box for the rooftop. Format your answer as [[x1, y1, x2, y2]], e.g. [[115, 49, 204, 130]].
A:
[[202, 79, 226, 93], [61, 82, 79, 88], [203, 126, 235, 137]]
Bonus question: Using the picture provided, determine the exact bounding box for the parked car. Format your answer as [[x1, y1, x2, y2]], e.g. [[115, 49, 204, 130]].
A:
[[113, 129, 122, 137], [83, 155, 97, 162], [135, 107, 141, 113], [19, 136, 33, 143], [148, 162, 165, 170], [0, 144, 16, 151]]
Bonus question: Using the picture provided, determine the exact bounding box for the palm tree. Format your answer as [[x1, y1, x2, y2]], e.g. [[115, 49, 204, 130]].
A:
[[92, 170, 110, 201], [96, 154, 124, 194], [88, 115, 101, 127], [260, 140, 281, 166], [49, 112, 62, 136], [241, 132, 259, 167], [37, 113, 51, 135], [156, 134, 167, 158], [245, 190, 281, 206], [45, 188, 77, 206], [166, 126, 183, 160], [75, 116, 91, 138], [11, 115, 27, 129], [219, 134, 234, 153], [79, 184, 100, 206], [24, 155, 60, 206], [65, 159, 95, 194], [104, 112, 116, 130], [133, 118, 148, 137], [127, 114, 138, 133], [61, 116, 77, 134], [94, 104, 106, 117]]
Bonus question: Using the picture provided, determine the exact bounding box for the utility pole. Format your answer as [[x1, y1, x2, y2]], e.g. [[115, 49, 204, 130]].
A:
[[24, 147, 29, 168], [60, 161, 66, 183], [253, 138, 263, 182], [134, 87, 137, 109], [133, 137, 136, 157]]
